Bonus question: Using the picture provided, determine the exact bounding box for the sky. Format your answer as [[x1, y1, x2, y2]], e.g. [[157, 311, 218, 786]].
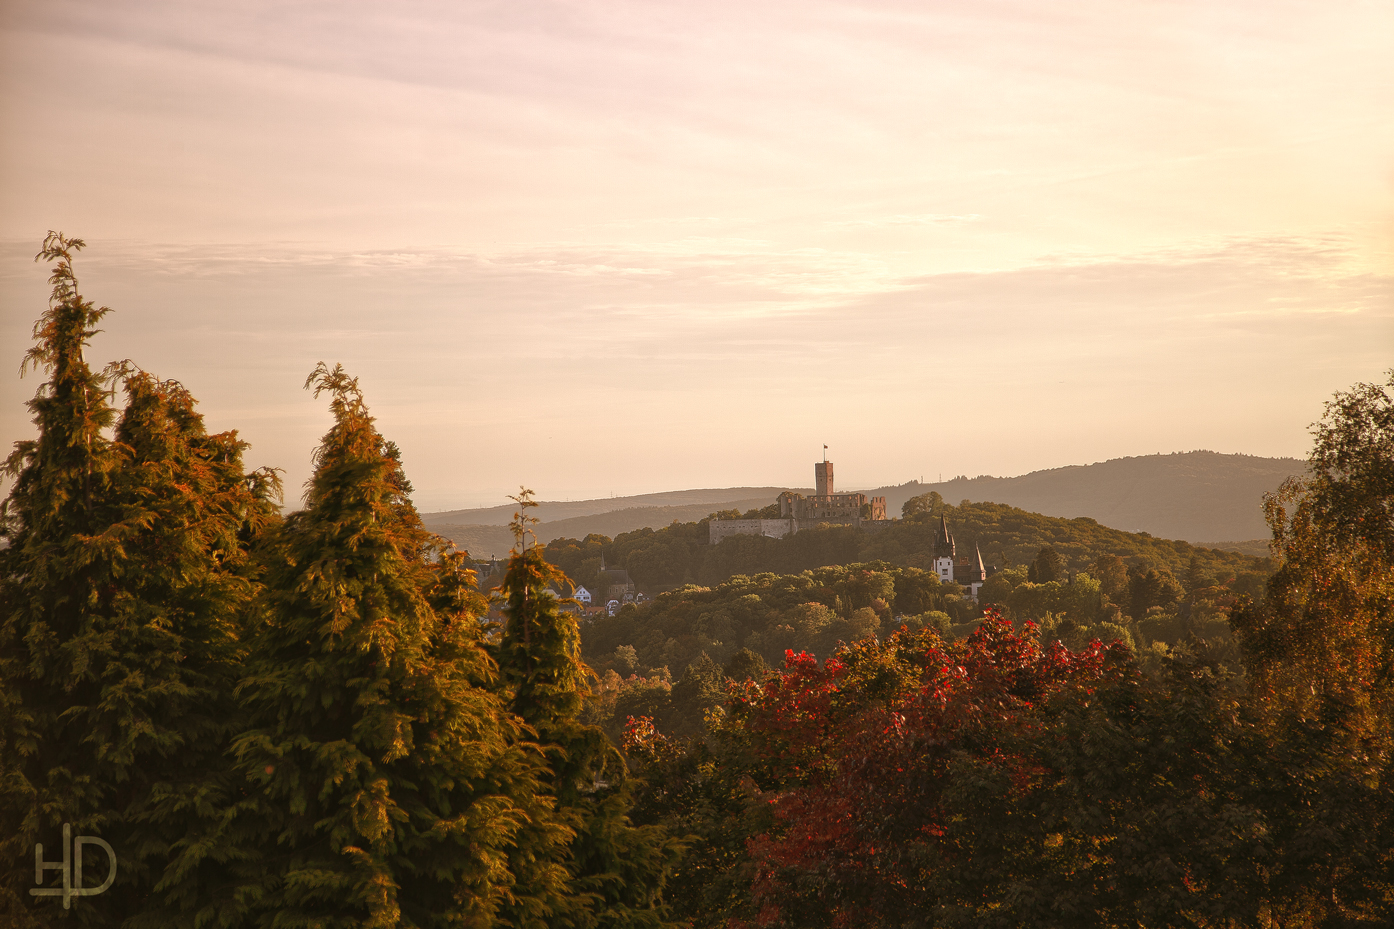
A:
[[1, 0, 1391, 512]]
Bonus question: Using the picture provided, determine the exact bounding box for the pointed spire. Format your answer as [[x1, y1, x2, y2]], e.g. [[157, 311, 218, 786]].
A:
[[936, 513, 955, 558], [974, 543, 986, 582]]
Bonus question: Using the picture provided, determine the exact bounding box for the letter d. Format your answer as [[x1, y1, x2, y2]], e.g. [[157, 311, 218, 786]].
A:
[[74, 835, 117, 899]]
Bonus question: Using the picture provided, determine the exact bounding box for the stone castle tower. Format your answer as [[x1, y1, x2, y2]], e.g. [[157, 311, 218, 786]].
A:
[[708, 457, 887, 545]]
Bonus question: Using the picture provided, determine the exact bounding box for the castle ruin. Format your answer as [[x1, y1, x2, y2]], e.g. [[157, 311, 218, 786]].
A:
[[708, 459, 888, 544]]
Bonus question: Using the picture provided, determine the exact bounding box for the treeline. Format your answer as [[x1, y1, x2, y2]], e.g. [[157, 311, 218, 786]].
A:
[[526, 452, 1272, 745], [531, 493, 1271, 602], [0, 237, 677, 928], [575, 546, 1243, 745], [582, 549, 1241, 677]]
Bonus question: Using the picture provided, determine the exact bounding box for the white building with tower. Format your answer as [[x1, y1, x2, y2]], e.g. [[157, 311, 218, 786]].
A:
[[930, 513, 989, 600]]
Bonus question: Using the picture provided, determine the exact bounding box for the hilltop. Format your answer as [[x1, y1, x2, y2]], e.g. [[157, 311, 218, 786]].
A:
[[867, 451, 1304, 546], [421, 451, 1303, 555], [422, 488, 790, 558]]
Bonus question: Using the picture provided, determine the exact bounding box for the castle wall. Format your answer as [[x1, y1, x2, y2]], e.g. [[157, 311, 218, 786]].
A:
[[708, 518, 797, 544], [869, 496, 887, 520]]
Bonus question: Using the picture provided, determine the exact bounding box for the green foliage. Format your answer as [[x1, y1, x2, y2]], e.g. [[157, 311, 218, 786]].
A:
[[1027, 545, 1067, 582], [721, 648, 768, 682], [1234, 370, 1394, 699], [222, 366, 561, 929], [1302, 370, 1394, 559], [900, 490, 943, 518], [664, 655, 724, 740], [1224, 372, 1394, 924], [892, 495, 1268, 583], [498, 532, 587, 734], [1093, 553, 1131, 606], [544, 496, 1268, 615], [580, 564, 930, 696], [496, 496, 681, 929], [581, 559, 1164, 733], [1127, 564, 1185, 619], [0, 237, 277, 926]]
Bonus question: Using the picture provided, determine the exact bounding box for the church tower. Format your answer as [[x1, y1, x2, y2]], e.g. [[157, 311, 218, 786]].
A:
[[933, 514, 956, 583]]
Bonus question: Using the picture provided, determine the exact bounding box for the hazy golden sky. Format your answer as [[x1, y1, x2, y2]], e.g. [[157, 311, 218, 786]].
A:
[[2, 0, 1391, 510]]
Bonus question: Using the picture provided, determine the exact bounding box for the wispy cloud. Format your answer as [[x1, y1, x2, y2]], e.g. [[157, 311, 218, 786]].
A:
[[824, 214, 983, 227]]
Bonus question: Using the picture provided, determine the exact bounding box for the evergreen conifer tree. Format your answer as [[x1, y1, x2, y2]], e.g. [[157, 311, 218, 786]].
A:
[[495, 491, 680, 929], [1, 233, 123, 926], [1027, 546, 1066, 584], [223, 365, 566, 929], [0, 235, 277, 926], [110, 368, 280, 928]]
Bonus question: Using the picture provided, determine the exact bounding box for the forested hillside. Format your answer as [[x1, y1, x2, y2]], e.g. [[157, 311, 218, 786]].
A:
[[521, 494, 1271, 601], [569, 534, 1253, 746]]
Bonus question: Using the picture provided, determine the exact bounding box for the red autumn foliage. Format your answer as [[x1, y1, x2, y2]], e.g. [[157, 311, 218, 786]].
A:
[[725, 609, 1125, 929]]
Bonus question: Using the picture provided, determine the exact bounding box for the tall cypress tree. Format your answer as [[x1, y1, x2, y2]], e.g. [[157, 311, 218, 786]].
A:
[[0, 235, 277, 926], [0, 233, 122, 926], [495, 492, 680, 929], [111, 368, 280, 928], [223, 364, 566, 929]]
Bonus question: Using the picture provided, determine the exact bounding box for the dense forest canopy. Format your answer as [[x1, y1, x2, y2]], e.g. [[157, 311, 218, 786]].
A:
[[531, 498, 1271, 599], [1, 238, 1390, 927]]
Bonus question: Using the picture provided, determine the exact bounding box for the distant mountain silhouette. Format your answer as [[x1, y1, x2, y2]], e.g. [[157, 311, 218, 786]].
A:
[[423, 487, 792, 527], [422, 490, 790, 559], [867, 452, 1304, 545], [420, 452, 1304, 555]]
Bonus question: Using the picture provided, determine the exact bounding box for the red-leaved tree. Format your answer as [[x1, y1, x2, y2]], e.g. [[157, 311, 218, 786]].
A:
[[726, 611, 1126, 928]]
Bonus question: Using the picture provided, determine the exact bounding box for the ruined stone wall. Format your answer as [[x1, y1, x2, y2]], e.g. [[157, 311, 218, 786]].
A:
[[708, 517, 797, 544]]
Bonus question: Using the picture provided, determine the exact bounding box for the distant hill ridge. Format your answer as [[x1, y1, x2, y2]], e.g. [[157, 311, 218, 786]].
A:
[[423, 487, 794, 527], [420, 451, 1304, 555], [868, 451, 1304, 544]]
